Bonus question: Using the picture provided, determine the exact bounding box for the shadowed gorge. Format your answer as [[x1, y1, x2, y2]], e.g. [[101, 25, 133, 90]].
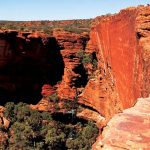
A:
[[0, 5, 150, 150], [0, 32, 64, 104], [72, 64, 88, 88]]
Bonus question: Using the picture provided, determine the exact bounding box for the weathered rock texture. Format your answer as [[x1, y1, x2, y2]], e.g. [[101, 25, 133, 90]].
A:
[[80, 5, 150, 120], [0, 5, 150, 150], [0, 6, 150, 119], [0, 5, 150, 120], [54, 30, 89, 100], [98, 97, 150, 150]]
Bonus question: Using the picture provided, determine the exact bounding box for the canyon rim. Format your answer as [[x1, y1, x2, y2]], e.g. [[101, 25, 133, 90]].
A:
[[0, 4, 150, 150]]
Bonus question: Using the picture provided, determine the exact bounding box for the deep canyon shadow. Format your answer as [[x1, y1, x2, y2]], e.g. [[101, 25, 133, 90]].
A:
[[0, 34, 64, 105], [52, 112, 88, 125]]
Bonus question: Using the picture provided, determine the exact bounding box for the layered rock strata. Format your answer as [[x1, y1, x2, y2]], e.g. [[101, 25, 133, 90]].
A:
[[0, 6, 150, 149], [80, 5, 150, 120], [0, 5, 150, 120]]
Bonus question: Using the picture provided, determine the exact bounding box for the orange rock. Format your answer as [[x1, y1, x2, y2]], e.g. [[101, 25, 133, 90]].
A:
[[80, 5, 150, 120], [0, 106, 10, 129], [0, 6, 149, 136], [100, 97, 150, 150], [41, 84, 55, 97], [2, 117, 10, 129]]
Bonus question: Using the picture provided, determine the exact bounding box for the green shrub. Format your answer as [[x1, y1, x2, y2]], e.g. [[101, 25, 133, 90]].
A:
[[77, 50, 97, 66], [14, 102, 30, 122], [54, 103, 60, 111], [76, 50, 84, 58], [41, 112, 52, 121], [4, 102, 16, 123], [48, 93, 58, 102], [82, 54, 93, 64], [92, 59, 98, 69], [10, 122, 34, 145], [63, 101, 72, 110], [45, 128, 66, 147], [3, 102, 98, 149]]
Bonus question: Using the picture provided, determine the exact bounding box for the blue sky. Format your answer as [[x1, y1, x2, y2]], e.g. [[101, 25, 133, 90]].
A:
[[0, 0, 150, 21]]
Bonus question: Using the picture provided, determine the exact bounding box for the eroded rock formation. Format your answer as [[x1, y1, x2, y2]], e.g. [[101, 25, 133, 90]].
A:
[[0, 5, 150, 149], [0, 30, 64, 104], [99, 97, 150, 150], [0, 5, 150, 120], [80, 5, 150, 120]]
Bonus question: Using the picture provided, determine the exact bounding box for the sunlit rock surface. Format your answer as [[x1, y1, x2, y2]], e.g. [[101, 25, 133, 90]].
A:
[[99, 97, 150, 150], [80, 5, 150, 120], [0, 5, 150, 149]]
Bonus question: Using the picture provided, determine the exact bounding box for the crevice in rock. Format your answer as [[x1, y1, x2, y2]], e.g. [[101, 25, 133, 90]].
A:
[[136, 32, 144, 39], [92, 52, 98, 62], [79, 103, 100, 114], [72, 64, 88, 88], [82, 36, 90, 50]]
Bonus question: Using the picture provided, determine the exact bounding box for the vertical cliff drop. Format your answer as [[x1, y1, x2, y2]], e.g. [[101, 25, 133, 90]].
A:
[[80, 6, 150, 121]]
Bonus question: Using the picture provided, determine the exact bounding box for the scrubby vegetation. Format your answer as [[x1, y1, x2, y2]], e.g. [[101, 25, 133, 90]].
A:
[[1, 102, 98, 150], [76, 50, 98, 69], [48, 93, 58, 102], [0, 19, 92, 34]]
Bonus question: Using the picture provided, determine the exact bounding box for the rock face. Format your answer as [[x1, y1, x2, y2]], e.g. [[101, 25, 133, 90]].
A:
[[41, 84, 55, 97], [98, 97, 150, 150], [54, 30, 89, 100], [80, 5, 150, 120], [0, 5, 150, 150], [0, 4, 150, 137], [136, 6, 150, 97]]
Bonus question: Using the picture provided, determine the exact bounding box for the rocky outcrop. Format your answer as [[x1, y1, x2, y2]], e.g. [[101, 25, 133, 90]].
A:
[[0, 106, 10, 130], [96, 97, 150, 150], [0, 29, 90, 107], [0, 5, 150, 120], [79, 5, 150, 120], [136, 6, 150, 97], [55, 31, 89, 100], [0, 5, 150, 150], [41, 84, 55, 97]]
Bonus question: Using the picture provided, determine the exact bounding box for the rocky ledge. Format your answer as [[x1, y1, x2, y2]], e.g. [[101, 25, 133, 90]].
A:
[[94, 97, 150, 150]]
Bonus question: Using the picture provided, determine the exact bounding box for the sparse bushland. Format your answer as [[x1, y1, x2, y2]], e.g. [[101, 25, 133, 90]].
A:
[[0, 19, 92, 34], [1, 102, 98, 149]]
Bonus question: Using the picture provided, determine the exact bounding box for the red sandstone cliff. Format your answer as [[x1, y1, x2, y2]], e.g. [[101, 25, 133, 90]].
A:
[[30, 5, 150, 125], [0, 5, 149, 124], [79, 5, 150, 120], [0, 5, 150, 150]]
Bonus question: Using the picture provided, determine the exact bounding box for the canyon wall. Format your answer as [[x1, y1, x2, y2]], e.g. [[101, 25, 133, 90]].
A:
[[0, 31, 65, 104], [94, 9, 142, 108], [0, 5, 149, 122], [0, 30, 89, 105], [80, 6, 150, 119]]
